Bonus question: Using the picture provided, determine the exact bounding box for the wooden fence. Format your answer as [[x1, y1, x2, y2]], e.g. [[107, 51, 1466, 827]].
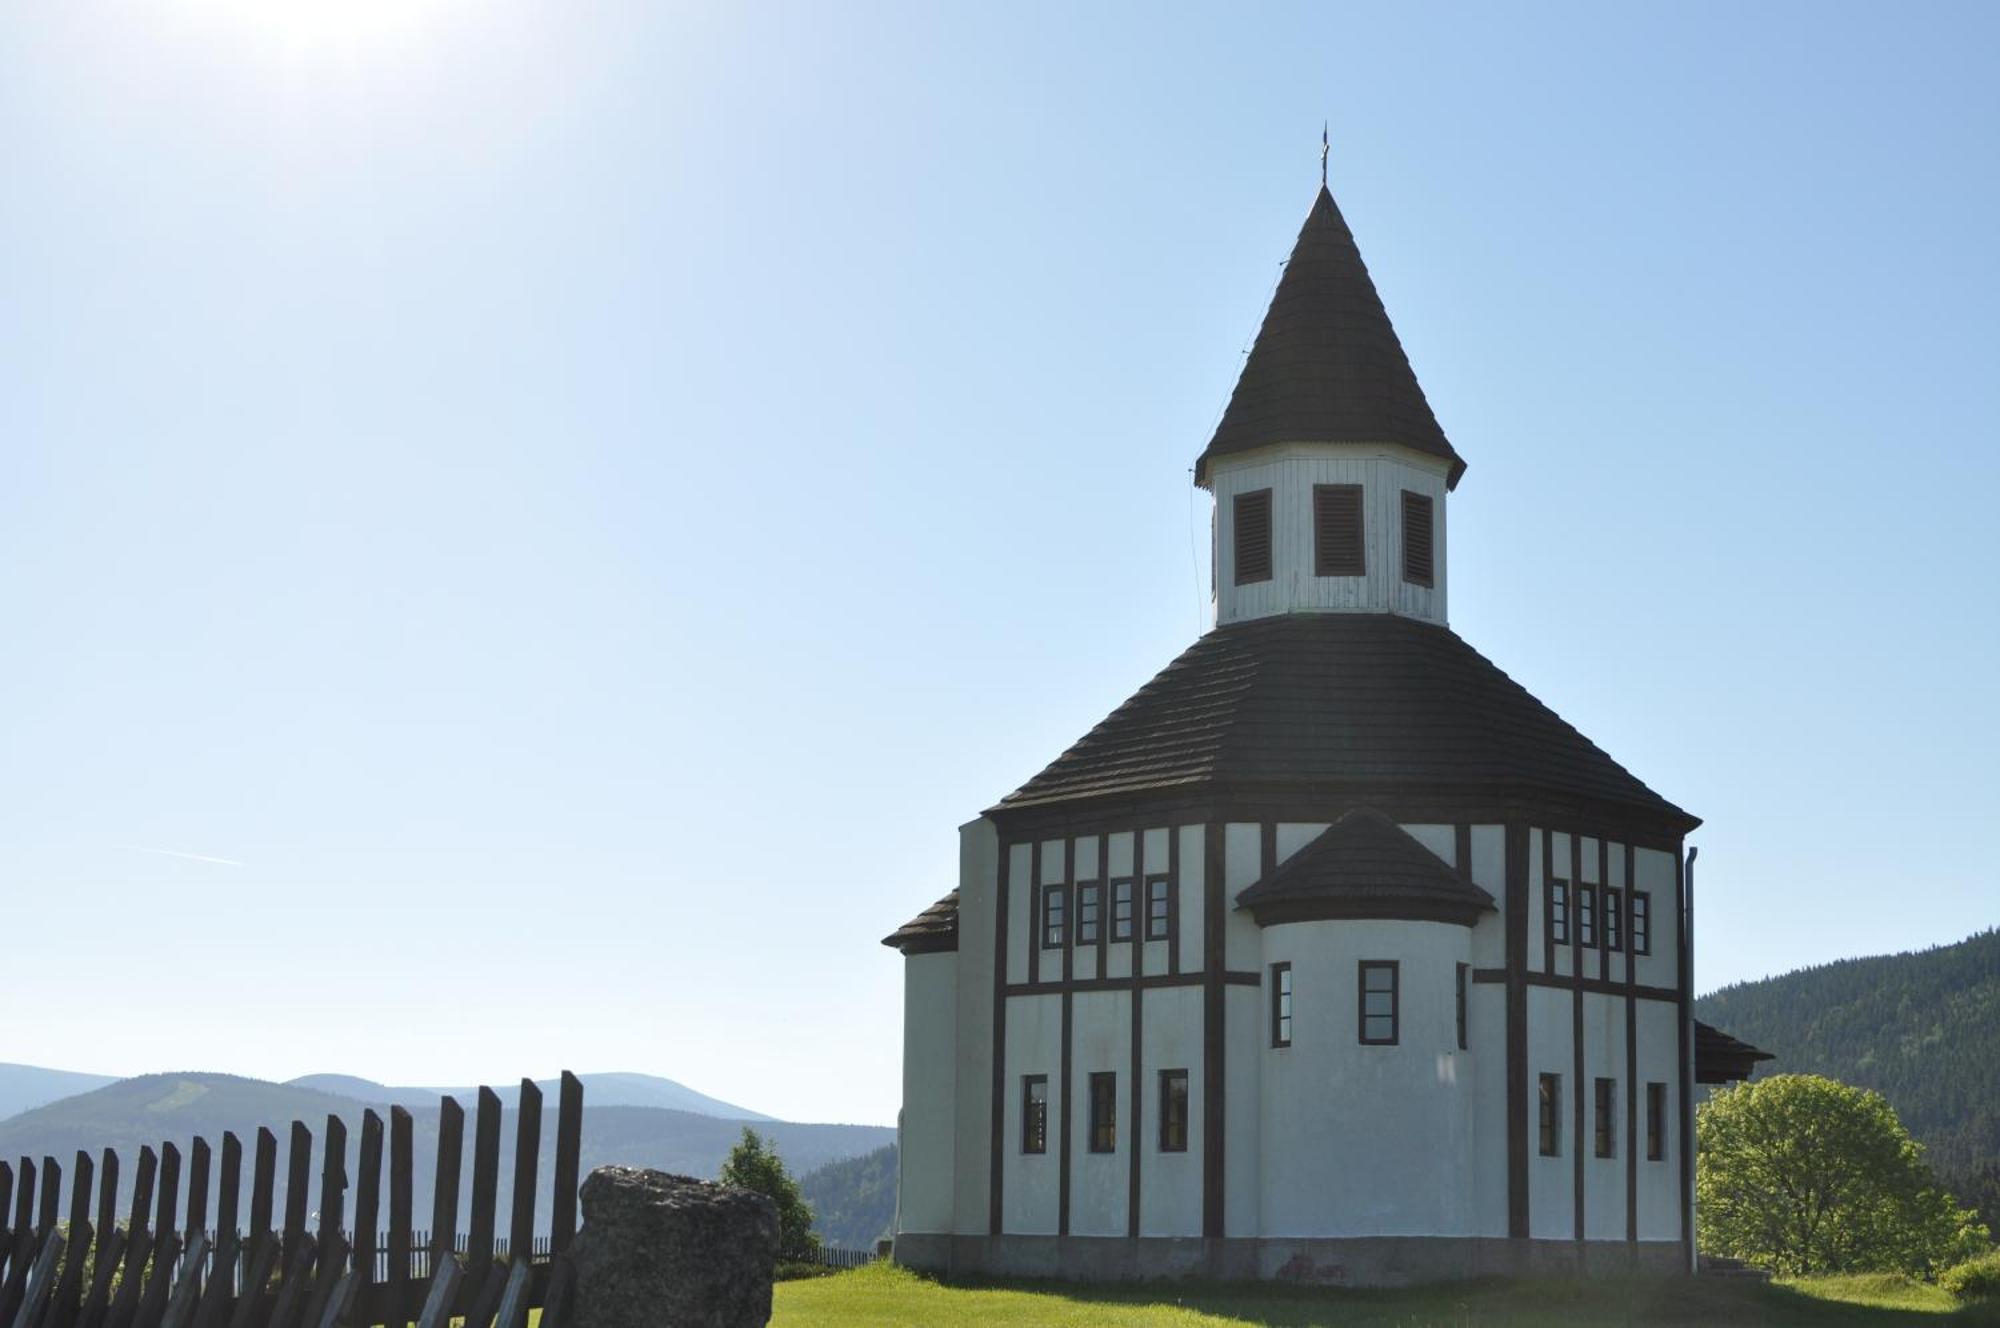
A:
[[0, 1072, 585, 1328]]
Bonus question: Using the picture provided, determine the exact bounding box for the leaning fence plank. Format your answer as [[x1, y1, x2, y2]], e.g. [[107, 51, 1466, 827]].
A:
[[281, 1124, 311, 1285], [412, 1254, 460, 1328], [460, 1261, 505, 1328], [131, 1230, 180, 1328], [427, 1099, 463, 1273], [93, 1152, 119, 1266], [315, 1118, 346, 1267], [49, 1149, 94, 1328], [351, 1115, 382, 1291], [185, 1141, 210, 1251], [11, 1227, 64, 1328], [506, 1082, 540, 1272], [388, 1108, 412, 1323], [75, 1227, 125, 1328], [101, 1222, 151, 1328], [222, 1236, 278, 1328], [0, 1172, 38, 1328], [158, 1234, 208, 1328], [214, 1136, 240, 1250], [537, 1256, 575, 1328], [36, 1158, 60, 1235], [154, 1146, 181, 1248], [311, 1272, 355, 1328], [466, 1090, 501, 1277], [187, 1231, 234, 1328], [551, 1074, 583, 1257], [263, 1242, 316, 1328], [490, 1259, 532, 1328], [299, 1235, 346, 1328], [247, 1131, 275, 1259]]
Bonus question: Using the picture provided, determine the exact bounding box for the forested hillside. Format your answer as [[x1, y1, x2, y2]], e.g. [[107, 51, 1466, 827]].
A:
[[1695, 927, 1999, 1228], [801, 1143, 896, 1250]]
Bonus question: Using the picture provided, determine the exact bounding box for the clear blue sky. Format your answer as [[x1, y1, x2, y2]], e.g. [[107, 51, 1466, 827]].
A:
[[3, 2, 1994, 1128]]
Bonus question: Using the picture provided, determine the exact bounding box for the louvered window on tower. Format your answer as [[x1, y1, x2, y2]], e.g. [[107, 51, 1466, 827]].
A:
[[1313, 484, 1365, 576], [1401, 490, 1435, 587], [1233, 488, 1273, 585]]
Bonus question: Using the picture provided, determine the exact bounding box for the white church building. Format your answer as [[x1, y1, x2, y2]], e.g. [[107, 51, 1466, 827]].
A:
[[884, 178, 1769, 1285]]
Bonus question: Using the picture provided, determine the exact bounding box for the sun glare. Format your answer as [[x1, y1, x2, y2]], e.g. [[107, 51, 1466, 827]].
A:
[[185, 0, 467, 61]]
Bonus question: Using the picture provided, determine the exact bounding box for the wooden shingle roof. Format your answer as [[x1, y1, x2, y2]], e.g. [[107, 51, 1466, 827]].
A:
[[1695, 1020, 1775, 1084], [996, 613, 1695, 831], [882, 890, 960, 955], [1195, 186, 1465, 488], [1236, 807, 1496, 927]]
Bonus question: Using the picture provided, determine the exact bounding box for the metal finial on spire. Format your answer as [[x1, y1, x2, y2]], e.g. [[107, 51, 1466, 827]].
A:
[[1320, 122, 1329, 187]]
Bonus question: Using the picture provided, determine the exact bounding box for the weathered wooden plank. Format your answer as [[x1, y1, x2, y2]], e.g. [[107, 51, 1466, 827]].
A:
[[93, 1153, 119, 1262], [310, 1272, 355, 1328], [460, 1261, 505, 1328], [388, 1108, 412, 1323], [12, 1227, 64, 1328], [131, 1230, 180, 1328], [158, 1233, 208, 1328], [222, 1235, 278, 1328], [184, 1141, 210, 1250], [427, 1099, 463, 1270], [100, 1223, 151, 1328], [154, 1145, 181, 1246], [551, 1073, 583, 1256], [0, 1159, 37, 1328], [298, 1235, 346, 1328], [37, 1156, 60, 1234], [213, 1138, 239, 1250], [281, 1124, 311, 1282], [490, 1259, 532, 1328], [411, 1256, 461, 1328], [263, 1242, 316, 1328], [537, 1256, 576, 1328], [314, 1118, 346, 1266], [75, 1227, 125, 1328], [350, 1115, 381, 1289], [506, 1081, 540, 1269], [465, 1090, 501, 1275], [247, 1132, 275, 1255], [128, 1151, 156, 1240], [187, 1232, 235, 1328], [49, 1149, 94, 1328]]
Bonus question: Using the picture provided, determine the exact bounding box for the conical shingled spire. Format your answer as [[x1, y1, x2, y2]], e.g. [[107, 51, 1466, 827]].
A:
[[1195, 186, 1465, 488]]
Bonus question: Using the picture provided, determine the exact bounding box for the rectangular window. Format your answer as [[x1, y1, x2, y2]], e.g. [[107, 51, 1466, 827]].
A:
[[1359, 960, 1399, 1045], [1145, 877, 1171, 941], [1076, 882, 1101, 946], [1604, 887, 1623, 953], [1646, 1082, 1666, 1161], [1401, 490, 1435, 587], [1577, 883, 1598, 949], [1158, 1070, 1189, 1153], [1550, 880, 1570, 945], [1595, 1077, 1617, 1158], [1233, 488, 1273, 585], [1110, 879, 1134, 942], [1632, 892, 1652, 956], [1539, 1073, 1562, 1156], [1022, 1076, 1048, 1155], [1041, 885, 1067, 949], [1313, 483, 1365, 576], [1088, 1072, 1117, 1153], [1455, 963, 1469, 1050], [1270, 962, 1293, 1048]]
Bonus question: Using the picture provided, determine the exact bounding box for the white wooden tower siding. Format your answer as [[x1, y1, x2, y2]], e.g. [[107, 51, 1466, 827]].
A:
[[882, 180, 1767, 1286]]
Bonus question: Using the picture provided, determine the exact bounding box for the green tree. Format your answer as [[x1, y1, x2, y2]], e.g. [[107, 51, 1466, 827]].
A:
[[720, 1127, 821, 1262], [1697, 1074, 1988, 1276]]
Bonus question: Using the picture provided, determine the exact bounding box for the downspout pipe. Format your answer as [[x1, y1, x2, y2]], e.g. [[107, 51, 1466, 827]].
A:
[[1683, 845, 1698, 1273]]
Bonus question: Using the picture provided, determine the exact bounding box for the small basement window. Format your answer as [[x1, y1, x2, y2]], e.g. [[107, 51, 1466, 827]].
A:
[[1313, 483, 1365, 576], [1401, 490, 1435, 587], [1233, 488, 1273, 585], [1358, 961, 1399, 1045]]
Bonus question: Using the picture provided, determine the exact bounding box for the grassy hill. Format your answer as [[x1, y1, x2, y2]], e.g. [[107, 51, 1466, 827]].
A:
[[0, 1072, 888, 1234], [1695, 927, 2000, 1229]]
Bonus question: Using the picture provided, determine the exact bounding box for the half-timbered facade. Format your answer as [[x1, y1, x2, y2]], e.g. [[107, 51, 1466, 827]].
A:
[[883, 181, 1766, 1284]]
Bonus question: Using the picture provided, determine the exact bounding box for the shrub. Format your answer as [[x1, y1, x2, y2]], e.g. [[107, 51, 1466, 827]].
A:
[[1941, 1250, 2000, 1300]]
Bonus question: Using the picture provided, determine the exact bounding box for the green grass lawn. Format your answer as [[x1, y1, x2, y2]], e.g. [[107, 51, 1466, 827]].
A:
[[771, 1261, 2000, 1326]]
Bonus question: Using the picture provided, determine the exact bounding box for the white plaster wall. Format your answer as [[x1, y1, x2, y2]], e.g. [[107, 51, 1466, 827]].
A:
[[1635, 998, 1683, 1240], [952, 818, 998, 1236], [1582, 991, 1625, 1240], [1526, 984, 1574, 1240], [1225, 984, 1262, 1236], [1469, 980, 1510, 1235], [1177, 825, 1205, 975], [1208, 445, 1451, 627], [1140, 986, 1204, 1236], [1274, 822, 1328, 863], [1469, 824, 1506, 969], [1005, 841, 1030, 986], [1001, 993, 1063, 1235], [1400, 823, 1455, 865], [1224, 823, 1262, 970], [1069, 990, 1131, 1237], [1255, 919, 1476, 1236], [1633, 848, 1679, 990], [1526, 828, 1546, 973], [898, 952, 959, 1234]]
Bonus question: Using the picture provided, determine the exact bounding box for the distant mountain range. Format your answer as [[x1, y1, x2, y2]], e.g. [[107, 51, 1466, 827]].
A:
[[284, 1073, 772, 1121], [1695, 926, 2000, 1231], [0, 1068, 884, 1234], [0, 1064, 120, 1122]]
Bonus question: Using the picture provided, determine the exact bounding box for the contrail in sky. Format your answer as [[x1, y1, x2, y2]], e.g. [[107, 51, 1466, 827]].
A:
[[132, 846, 244, 867]]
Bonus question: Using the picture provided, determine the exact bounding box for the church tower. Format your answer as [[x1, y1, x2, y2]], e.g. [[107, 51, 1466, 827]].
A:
[[884, 171, 1765, 1286]]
